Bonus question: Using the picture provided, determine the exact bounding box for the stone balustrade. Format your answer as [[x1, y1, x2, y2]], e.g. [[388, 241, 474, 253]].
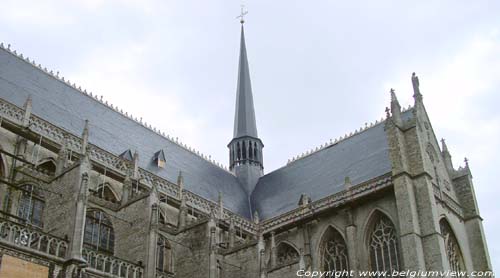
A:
[[83, 248, 144, 278], [0, 217, 67, 258]]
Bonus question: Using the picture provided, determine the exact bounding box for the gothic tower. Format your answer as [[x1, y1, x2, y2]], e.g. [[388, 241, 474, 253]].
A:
[[228, 20, 264, 194]]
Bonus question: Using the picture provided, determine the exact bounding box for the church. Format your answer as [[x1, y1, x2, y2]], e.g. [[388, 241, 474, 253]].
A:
[[0, 16, 492, 278]]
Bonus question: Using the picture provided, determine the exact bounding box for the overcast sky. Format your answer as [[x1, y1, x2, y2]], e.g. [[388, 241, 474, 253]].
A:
[[1, 0, 499, 270]]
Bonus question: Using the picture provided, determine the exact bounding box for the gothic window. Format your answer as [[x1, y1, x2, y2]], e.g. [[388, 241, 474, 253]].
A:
[[157, 235, 173, 273], [440, 219, 465, 272], [17, 184, 45, 227], [368, 213, 400, 273], [93, 183, 119, 203], [276, 242, 300, 267], [236, 142, 241, 161], [254, 142, 258, 160], [320, 227, 349, 273], [248, 141, 253, 159], [84, 210, 115, 254], [242, 141, 247, 159]]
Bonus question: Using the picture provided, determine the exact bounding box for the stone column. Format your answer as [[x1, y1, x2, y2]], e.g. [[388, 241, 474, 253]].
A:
[[270, 231, 276, 268], [144, 203, 159, 278], [209, 226, 217, 278], [302, 224, 313, 269], [228, 218, 235, 248], [345, 209, 358, 277]]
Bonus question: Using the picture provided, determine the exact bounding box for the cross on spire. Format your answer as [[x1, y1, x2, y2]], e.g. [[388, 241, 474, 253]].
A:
[[236, 4, 248, 24]]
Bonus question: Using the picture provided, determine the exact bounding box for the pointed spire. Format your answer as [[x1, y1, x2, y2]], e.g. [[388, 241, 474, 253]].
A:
[[441, 138, 449, 153], [218, 191, 224, 220], [121, 172, 132, 205], [56, 135, 68, 175], [441, 138, 454, 172], [177, 171, 184, 196], [132, 150, 139, 179], [81, 120, 89, 154], [253, 210, 260, 224], [228, 217, 235, 248], [233, 24, 258, 139], [22, 95, 32, 127], [390, 88, 402, 125]]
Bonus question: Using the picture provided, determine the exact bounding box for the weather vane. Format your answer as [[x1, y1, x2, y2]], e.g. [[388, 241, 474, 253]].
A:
[[236, 4, 248, 24]]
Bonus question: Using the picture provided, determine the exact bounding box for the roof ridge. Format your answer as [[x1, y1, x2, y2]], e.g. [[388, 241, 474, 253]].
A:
[[285, 117, 386, 167], [284, 105, 415, 168], [0, 42, 232, 174]]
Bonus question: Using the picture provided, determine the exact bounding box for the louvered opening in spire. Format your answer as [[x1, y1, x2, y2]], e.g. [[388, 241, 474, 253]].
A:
[[233, 25, 258, 139]]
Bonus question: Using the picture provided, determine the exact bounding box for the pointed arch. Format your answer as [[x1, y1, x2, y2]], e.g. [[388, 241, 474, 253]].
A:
[[248, 140, 253, 159], [254, 142, 258, 160], [157, 235, 174, 273], [84, 209, 115, 254], [236, 142, 241, 161], [319, 225, 349, 273], [36, 157, 56, 175], [439, 218, 465, 272], [365, 210, 400, 273], [93, 182, 119, 203], [242, 141, 247, 159], [17, 183, 45, 227], [275, 241, 300, 267]]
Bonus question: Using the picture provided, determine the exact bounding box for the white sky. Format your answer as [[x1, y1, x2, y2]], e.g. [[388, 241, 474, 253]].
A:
[[1, 0, 499, 271]]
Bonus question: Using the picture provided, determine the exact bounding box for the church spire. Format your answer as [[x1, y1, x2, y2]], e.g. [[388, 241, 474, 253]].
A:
[[233, 22, 258, 139], [228, 11, 264, 196]]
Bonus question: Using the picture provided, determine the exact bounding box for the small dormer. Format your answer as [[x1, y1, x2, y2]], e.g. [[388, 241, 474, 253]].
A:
[[36, 157, 57, 175], [119, 149, 133, 161], [153, 150, 166, 168]]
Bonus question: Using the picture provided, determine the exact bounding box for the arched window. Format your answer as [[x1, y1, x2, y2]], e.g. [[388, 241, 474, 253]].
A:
[[440, 219, 465, 272], [84, 210, 115, 253], [242, 141, 247, 160], [275, 242, 299, 267], [157, 235, 173, 273], [17, 184, 45, 227], [254, 142, 258, 160], [320, 226, 349, 273], [236, 142, 241, 161], [248, 141, 253, 159], [368, 213, 400, 273], [93, 183, 119, 203]]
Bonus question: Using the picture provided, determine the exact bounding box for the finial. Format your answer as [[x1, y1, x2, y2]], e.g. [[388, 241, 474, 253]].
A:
[[81, 119, 89, 154], [464, 157, 469, 168], [390, 88, 397, 101], [412, 72, 422, 100], [385, 107, 391, 118], [441, 138, 449, 152], [253, 210, 260, 224], [236, 4, 248, 24]]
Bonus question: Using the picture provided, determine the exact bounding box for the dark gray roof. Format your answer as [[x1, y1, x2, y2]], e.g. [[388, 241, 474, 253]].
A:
[[250, 122, 393, 220], [0, 49, 251, 218], [0, 46, 413, 222], [233, 25, 258, 139]]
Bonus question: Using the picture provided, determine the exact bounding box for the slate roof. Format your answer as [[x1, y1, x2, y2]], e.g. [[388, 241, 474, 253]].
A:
[[0, 46, 412, 222], [0, 48, 251, 218], [250, 110, 414, 220], [249, 123, 391, 219]]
